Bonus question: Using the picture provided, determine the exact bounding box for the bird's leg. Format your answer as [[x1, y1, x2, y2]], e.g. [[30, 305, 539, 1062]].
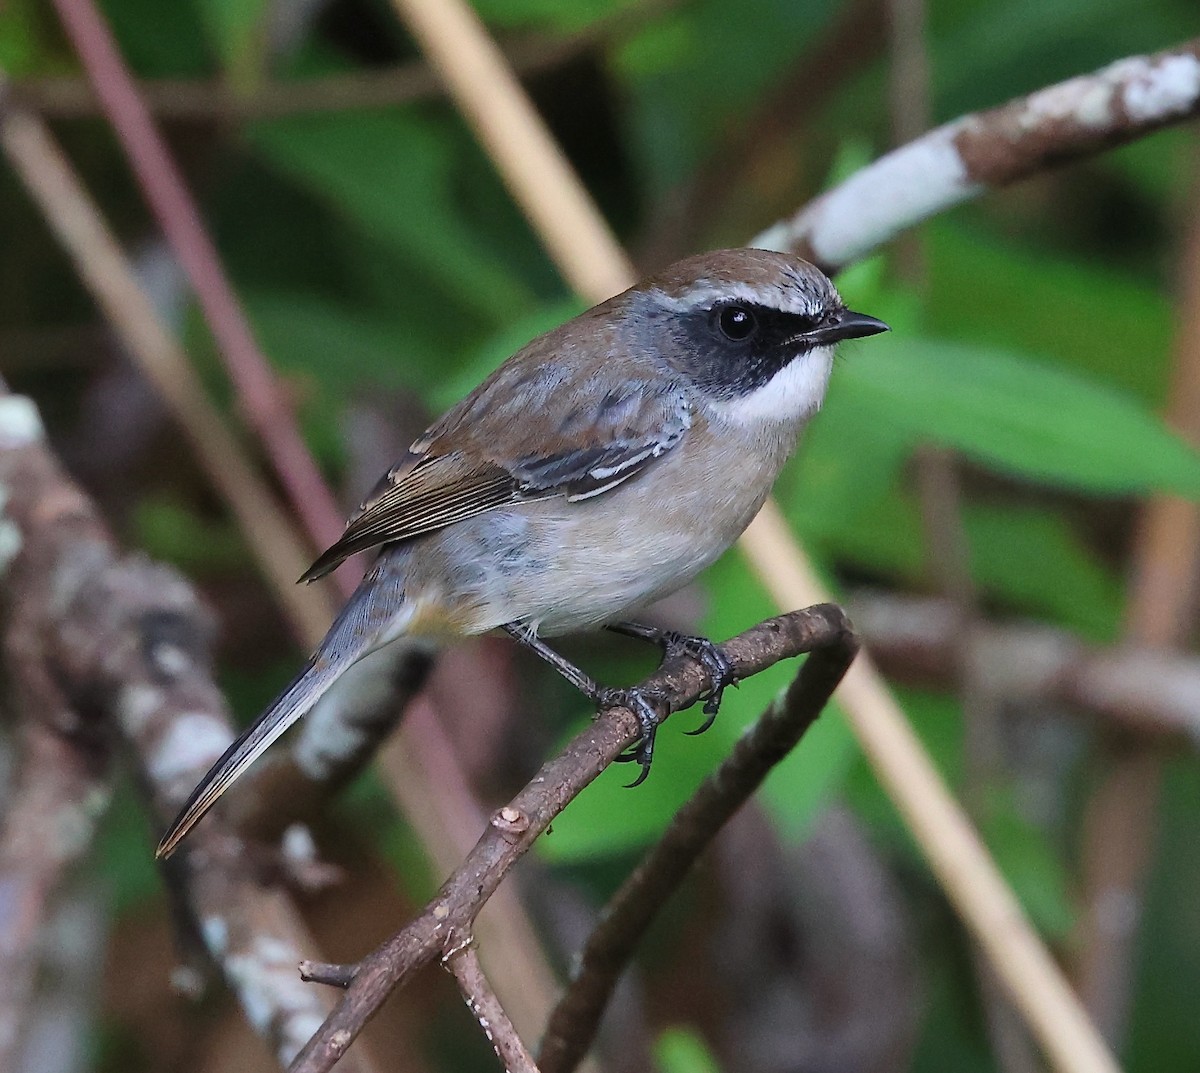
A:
[[501, 622, 665, 786], [605, 620, 736, 732]]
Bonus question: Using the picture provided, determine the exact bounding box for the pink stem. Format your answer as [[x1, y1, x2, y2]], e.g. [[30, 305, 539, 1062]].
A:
[[50, 0, 356, 598]]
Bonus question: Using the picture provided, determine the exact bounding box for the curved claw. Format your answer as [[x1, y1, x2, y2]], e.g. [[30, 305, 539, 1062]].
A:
[[599, 686, 662, 787]]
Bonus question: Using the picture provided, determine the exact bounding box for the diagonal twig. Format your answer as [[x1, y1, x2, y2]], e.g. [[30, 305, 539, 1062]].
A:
[[49, 0, 351, 576], [288, 605, 850, 1073], [446, 943, 540, 1073]]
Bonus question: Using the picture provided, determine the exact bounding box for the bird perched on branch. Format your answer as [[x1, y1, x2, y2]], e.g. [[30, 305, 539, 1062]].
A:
[[157, 247, 888, 858]]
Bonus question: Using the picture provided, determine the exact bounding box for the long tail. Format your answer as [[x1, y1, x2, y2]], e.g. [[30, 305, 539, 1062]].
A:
[[156, 560, 410, 859]]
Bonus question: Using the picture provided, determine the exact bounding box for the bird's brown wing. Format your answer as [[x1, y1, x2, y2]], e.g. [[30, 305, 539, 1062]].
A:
[[300, 365, 693, 582]]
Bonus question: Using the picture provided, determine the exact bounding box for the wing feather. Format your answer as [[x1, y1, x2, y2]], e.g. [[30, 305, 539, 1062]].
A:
[[300, 360, 693, 582]]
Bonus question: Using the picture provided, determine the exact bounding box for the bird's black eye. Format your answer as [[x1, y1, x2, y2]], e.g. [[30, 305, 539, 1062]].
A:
[[717, 305, 757, 342]]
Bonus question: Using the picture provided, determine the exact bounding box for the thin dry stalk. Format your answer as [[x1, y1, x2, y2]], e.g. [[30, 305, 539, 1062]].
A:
[[0, 85, 334, 645]]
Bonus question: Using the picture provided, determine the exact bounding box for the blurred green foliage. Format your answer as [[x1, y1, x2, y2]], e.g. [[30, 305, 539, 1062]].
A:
[[4, 0, 1200, 1069]]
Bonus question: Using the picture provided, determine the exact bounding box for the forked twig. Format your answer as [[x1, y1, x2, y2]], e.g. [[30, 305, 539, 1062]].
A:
[[289, 604, 853, 1073]]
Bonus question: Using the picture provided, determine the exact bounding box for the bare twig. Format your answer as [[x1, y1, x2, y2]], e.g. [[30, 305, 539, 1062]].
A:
[[537, 610, 858, 1073], [755, 39, 1200, 272], [49, 0, 351, 577], [378, 700, 574, 1060], [0, 80, 334, 645], [0, 389, 380, 1073], [16, 2, 678, 121], [289, 605, 849, 1073], [390, 3, 1137, 1069], [848, 591, 1200, 743], [1075, 153, 1200, 1043], [446, 943, 540, 1073]]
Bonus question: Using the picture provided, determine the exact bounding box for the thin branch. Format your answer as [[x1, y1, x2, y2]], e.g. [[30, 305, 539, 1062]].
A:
[[446, 943, 540, 1073], [49, 0, 352, 578], [0, 388, 382, 1073], [15, 2, 680, 121], [848, 591, 1200, 743], [537, 610, 858, 1073], [288, 605, 849, 1073], [755, 39, 1200, 272], [0, 78, 335, 646]]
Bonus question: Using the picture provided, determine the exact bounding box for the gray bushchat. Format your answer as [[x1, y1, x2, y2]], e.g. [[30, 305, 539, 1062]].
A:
[[157, 247, 888, 858]]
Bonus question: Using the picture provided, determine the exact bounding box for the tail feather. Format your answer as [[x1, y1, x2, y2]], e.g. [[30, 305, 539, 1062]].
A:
[[156, 561, 408, 858]]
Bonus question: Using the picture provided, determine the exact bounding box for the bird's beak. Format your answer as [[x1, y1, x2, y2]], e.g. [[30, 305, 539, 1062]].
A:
[[805, 309, 890, 346]]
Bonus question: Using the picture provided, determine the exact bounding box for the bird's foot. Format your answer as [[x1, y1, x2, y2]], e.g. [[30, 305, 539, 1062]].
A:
[[606, 622, 737, 732], [597, 685, 668, 787]]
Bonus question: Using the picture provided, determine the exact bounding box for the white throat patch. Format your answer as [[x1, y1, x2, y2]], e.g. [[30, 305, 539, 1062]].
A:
[[710, 345, 835, 427]]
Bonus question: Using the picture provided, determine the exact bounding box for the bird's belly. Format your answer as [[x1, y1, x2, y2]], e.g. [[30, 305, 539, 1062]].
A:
[[407, 429, 792, 637]]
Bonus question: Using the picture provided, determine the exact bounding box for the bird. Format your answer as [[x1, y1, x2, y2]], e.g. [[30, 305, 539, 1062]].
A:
[[156, 247, 888, 859]]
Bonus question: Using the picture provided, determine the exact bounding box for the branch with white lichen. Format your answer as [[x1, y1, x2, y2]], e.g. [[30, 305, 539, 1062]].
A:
[[754, 38, 1200, 270], [0, 388, 382, 1073]]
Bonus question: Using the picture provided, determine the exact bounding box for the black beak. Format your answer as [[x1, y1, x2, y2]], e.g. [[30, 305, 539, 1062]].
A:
[[806, 309, 890, 346]]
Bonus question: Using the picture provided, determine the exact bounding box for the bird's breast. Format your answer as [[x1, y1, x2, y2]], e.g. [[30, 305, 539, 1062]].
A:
[[402, 410, 806, 636]]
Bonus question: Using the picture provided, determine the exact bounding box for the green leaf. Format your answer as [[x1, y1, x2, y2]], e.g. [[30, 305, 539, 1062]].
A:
[[99, 0, 211, 77], [613, 0, 838, 192], [963, 504, 1122, 641], [132, 497, 248, 571], [844, 336, 1200, 497], [926, 224, 1172, 404], [195, 0, 268, 85], [247, 113, 534, 322], [426, 297, 585, 411], [777, 375, 916, 544], [654, 1026, 722, 1073], [242, 289, 440, 395]]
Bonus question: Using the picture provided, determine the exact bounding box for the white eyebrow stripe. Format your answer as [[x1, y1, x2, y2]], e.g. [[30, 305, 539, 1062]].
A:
[[649, 282, 831, 317]]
